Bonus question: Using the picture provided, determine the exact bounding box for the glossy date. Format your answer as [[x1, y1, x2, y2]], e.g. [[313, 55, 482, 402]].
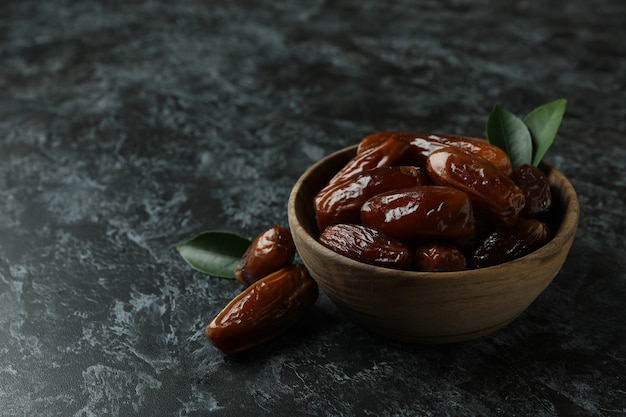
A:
[[328, 134, 411, 185], [426, 147, 525, 227], [427, 134, 513, 175], [356, 131, 413, 154], [206, 264, 318, 354], [360, 186, 476, 241], [319, 223, 413, 269], [357, 132, 513, 174], [314, 166, 429, 232], [234, 225, 296, 286]]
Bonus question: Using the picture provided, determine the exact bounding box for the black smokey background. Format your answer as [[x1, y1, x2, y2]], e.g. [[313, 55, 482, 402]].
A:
[[0, 1, 624, 416]]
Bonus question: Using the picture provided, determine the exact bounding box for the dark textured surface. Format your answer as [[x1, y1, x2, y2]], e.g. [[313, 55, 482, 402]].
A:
[[1, 1, 625, 416]]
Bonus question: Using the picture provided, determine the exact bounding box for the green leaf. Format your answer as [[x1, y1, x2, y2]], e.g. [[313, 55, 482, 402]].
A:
[[176, 231, 251, 278], [523, 98, 567, 166], [486, 104, 533, 168]]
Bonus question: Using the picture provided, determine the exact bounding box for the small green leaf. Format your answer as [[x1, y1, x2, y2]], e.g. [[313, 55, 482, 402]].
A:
[[176, 231, 251, 278], [523, 98, 567, 166], [486, 104, 533, 168]]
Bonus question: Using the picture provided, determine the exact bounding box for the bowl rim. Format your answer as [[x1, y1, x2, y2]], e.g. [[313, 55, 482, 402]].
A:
[[288, 144, 580, 280]]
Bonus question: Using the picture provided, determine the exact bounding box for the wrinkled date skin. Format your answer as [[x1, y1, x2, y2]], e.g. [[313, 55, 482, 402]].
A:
[[426, 147, 525, 227], [206, 264, 318, 354], [319, 223, 413, 269], [357, 131, 446, 169], [511, 164, 552, 217], [328, 135, 411, 186], [234, 225, 296, 286], [470, 218, 551, 268], [356, 132, 512, 174], [413, 242, 467, 272], [360, 186, 476, 241], [314, 166, 429, 232], [428, 134, 513, 175], [356, 131, 413, 154], [403, 136, 447, 168]]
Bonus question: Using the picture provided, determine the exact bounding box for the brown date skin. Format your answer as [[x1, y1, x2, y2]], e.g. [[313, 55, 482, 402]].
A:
[[356, 131, 413, 154], [356, 131, 445, 169], [413, 242, 467, 272], [404, 136, 447, 168], [356, 131, 512, 175], [426, 147, 525, 227], [206, 264, 318, 354], [314, 166, 429, 232], [360, 186, 476, 241], [327, 135, 411, 186], [469, 218, 551, 269], [510, 164, 552, 217], [427, 134, 513, 175], [234, 225, 296, 286], [319, 223, 413, 270]]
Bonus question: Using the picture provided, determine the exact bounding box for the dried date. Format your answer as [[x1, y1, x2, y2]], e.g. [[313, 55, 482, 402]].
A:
[[234, 225, 296, 286], [356, 131, 412, 154], [470, 218, 551, 268], [428, 134, 513, 175], [404, 135, 447, 168], [511, 164, 552, 217], [360, 186, 476, 241], [426, 147, 525, 227], [413, 242, 467, 272], [327, 135, 411, 186], [319, 223, 413, 269], [314, 166, 429, 232], [206, 264, 318, 354]]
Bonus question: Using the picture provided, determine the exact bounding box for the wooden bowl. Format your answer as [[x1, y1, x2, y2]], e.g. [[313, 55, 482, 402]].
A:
[[288, 145, 579, 343]]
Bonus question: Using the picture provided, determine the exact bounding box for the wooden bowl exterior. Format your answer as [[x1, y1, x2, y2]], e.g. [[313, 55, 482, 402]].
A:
[[288, 145, 579, 343]]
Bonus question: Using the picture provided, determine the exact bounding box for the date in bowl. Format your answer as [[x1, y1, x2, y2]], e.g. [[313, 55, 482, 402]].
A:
[[288, 144, 579, 344]]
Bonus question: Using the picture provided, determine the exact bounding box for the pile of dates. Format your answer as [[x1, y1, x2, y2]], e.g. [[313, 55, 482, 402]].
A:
[[314, 131, 554, 271], [206, 225, 318, 354]]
